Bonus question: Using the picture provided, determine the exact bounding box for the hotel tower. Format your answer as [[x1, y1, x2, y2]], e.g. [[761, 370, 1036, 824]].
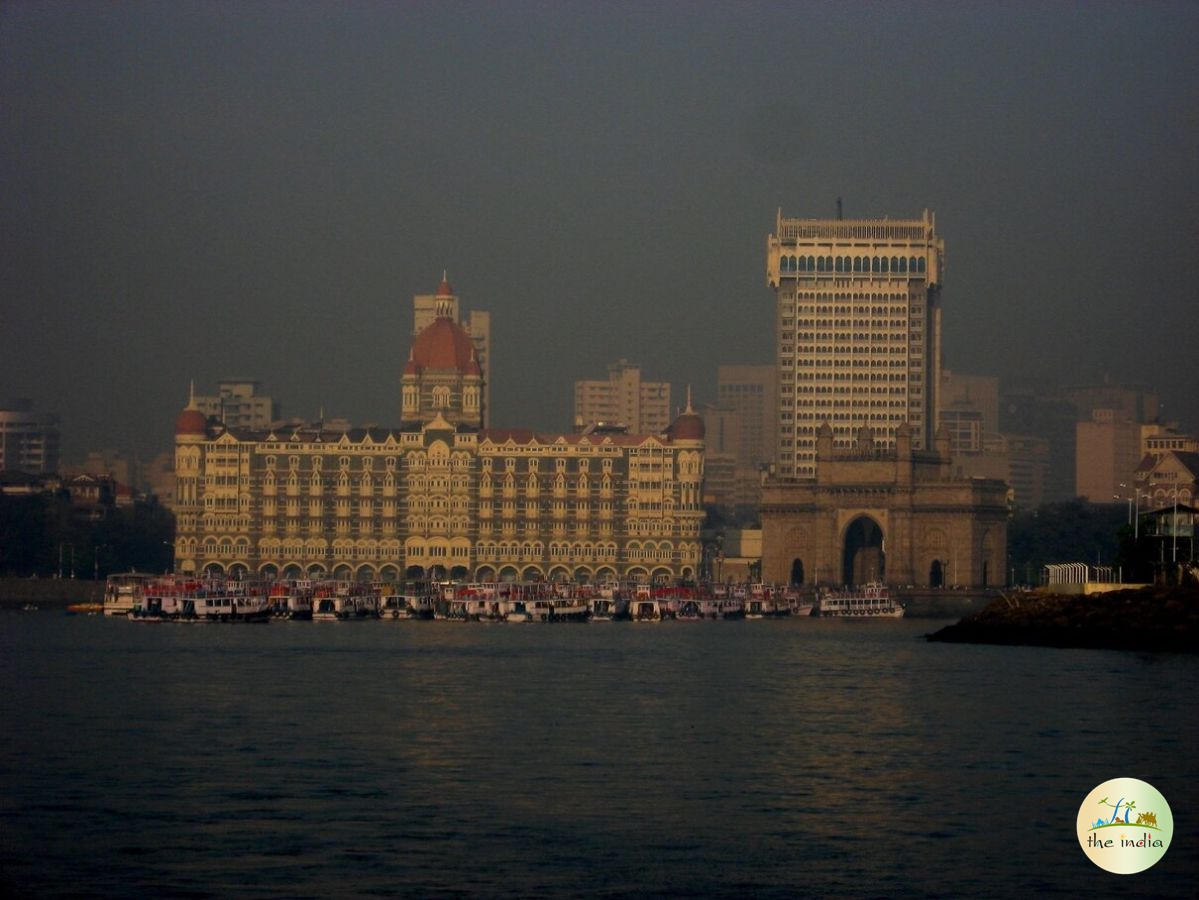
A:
[[766, 208, 945, 478]]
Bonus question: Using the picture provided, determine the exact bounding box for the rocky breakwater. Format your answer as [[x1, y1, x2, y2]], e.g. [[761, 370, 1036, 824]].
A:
[[926, 586, 1199, 653]]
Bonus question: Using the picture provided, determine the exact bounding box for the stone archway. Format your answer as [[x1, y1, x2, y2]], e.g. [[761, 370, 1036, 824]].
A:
[[929, 559, 945, 588], [842, 516, 884, 586], [789, 558, 805, 586]]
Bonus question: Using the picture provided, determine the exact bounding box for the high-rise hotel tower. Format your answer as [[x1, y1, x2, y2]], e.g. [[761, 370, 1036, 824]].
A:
[[766, 208, 945, 478]]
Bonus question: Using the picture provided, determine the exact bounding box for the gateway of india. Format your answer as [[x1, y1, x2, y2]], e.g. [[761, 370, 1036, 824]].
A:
[[173, 276, 706, 583], [760, 208, 1009, 589]]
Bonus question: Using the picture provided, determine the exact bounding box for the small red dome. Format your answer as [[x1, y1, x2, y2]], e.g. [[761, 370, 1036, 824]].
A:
[[669, 413, 705, 441], [436, 277, 453, 297], [175, 407, 208, 436], [410, 317, 476, 372]]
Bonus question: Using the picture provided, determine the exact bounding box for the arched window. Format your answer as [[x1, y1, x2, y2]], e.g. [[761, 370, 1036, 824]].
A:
[[917, 257, 926, 273], [898, 257, 907, 273], [816, 256, 825, 272], [871, 256, 880, 273], [835, 256, 844, 272]]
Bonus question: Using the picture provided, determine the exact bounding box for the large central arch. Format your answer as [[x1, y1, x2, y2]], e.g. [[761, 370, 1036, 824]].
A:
[[842, 516, 885, 586]]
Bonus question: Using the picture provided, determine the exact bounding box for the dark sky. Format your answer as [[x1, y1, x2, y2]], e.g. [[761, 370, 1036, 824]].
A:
[[3, 1, 1197, 464]]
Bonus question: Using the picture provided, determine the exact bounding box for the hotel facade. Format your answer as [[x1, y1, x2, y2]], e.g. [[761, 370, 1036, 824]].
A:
[[173, 278, 705, 584]]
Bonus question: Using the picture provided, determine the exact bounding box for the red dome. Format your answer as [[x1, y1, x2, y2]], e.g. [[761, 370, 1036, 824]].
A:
[[409, 317, 476, 372], [669, 413, 705, 441], [436, 277, 453, 297], [175, 407, 208, 436]]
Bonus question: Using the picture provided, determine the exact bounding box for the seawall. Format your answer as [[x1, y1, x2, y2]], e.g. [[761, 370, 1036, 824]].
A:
[[0, 577, 104, 609]]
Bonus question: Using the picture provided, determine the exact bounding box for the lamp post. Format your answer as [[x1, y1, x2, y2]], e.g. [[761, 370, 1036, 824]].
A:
[[1170, 488, 1179, 565]]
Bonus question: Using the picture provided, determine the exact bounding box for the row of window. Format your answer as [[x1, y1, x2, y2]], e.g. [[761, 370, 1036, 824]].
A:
[[780, 255, 928, 275]]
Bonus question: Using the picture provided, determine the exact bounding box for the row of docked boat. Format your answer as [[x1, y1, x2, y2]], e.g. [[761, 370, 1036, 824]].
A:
[[102, 573, 903, 623]]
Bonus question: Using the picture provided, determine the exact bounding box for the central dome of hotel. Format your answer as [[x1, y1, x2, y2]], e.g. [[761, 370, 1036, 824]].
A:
[[405, 281, 480, 375]]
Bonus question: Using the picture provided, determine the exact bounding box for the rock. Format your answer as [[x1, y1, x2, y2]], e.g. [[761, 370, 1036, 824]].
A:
[[925, 586, 1199, 653]]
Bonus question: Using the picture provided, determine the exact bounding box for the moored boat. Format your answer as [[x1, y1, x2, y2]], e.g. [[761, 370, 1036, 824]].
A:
[[631, 597, 663, 622], [103, 571, 155, 616], [814, 582, 904, 618], [269, 579, 314, 620]]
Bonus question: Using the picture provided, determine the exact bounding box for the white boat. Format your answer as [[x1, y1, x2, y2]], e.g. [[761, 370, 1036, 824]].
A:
[[312, 583, 376, 621], [189, 592, 272, 622], [745, 583, 788, 618], [500, 598, 533, 622], [588, 597, 616, 621], [380, 593, 424, 620], [268, 579, 314, 620], [103, 571, 155, 616], [631, 598, 663, 622], [814, 582, 904, 618]]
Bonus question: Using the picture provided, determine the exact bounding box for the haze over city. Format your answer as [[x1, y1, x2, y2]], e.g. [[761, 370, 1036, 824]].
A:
[[3, 1, 1197, 464]]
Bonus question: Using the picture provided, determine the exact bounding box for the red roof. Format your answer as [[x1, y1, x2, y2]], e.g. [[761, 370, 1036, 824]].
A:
[[409, 317, 476, 372], [175, 408, 207, 436]]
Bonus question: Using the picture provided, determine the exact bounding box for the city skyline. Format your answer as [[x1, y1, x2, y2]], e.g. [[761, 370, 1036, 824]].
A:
[[3, 2, 1197, 464]]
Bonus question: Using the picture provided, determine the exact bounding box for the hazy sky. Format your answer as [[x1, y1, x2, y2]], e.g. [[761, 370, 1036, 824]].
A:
[[3, 1, 1197, 464]]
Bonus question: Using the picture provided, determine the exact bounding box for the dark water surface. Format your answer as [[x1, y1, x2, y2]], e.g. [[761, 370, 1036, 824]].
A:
[[2, 612, 1196, 898]]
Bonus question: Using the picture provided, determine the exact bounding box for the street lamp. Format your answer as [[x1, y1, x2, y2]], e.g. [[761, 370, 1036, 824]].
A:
[[1170, 488, 1179, 565]]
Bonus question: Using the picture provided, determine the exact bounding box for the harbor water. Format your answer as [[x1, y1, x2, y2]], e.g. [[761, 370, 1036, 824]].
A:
[[2, 611, 1196, 898]]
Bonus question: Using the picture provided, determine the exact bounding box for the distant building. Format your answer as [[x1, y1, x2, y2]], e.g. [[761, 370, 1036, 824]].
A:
[[143, 451, 177, 508], [1141, 425, 1197, 464], [940, 371, 999, 454], [941, 372, 1045, 508], [1134, 450, 1198, 510], [766, 208, 945, 478], [1077, 408, 1143, 503], [193, 380, 280, 431], [1000, 387, 1078, 503], [700, 365, 777, 508], [0, 399, 60, 475], [574, 359, 671, 435], [79, 450, 133, 487]]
